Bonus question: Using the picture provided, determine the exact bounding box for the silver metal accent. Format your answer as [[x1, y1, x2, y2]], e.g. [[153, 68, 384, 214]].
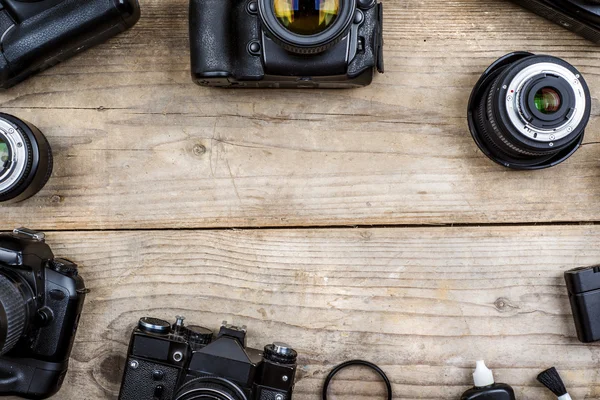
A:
[[221, 321, 247, 333], [173, 351, 183, 362], [282, 375, 289, 382], [0, 119, 28, 194], [275, 395, 284, 400], [129, 360, 139, 369], [139, 317, 170, 334], [505, 62, 587, 143], [272, 342, 294, 356], [13, 228, 45, 241], [175, 315, 185, 328]]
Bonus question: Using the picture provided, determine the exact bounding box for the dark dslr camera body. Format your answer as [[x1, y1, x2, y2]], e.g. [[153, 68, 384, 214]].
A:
[[119, 316, 298, 400], [0, 228, 87, 399], [189, 0, 384, 88], [0, 0, 140, 89], [510, 0, 600, 43]]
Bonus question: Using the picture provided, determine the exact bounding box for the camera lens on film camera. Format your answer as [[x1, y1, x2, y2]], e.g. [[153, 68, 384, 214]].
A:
[[468, 52, 591, 169], [259, 0, 358, 54], [0, 113, 52, 203]]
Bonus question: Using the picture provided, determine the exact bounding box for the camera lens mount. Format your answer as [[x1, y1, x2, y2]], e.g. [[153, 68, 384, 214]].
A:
[[467, 52, 591, 169], [174, 376, 248, 400], [0, 113, 53, 203], [259, 0, 356, 54]]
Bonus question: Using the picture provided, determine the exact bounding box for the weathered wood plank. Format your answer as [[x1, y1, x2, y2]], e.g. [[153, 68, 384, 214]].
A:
[[1, 0, 600, 229], [3, 226, 598, 399]]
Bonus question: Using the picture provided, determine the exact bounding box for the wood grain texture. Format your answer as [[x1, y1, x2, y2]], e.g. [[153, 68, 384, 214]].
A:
[[2, 226, 597, 400], [0, 0, 600, 229]]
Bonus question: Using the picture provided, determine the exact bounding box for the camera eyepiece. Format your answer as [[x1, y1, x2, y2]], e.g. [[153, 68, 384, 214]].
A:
[[468, 52, 591, 169], [259, 0, 356, 54], [0, 113, 52, 203]]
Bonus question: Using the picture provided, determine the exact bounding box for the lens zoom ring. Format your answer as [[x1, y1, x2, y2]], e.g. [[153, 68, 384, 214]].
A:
[[485, 77, 547, 157], [0, 275, 26, 355]]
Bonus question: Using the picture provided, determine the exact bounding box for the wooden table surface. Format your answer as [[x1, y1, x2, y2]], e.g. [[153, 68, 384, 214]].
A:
[[2, 0, 600, 398]]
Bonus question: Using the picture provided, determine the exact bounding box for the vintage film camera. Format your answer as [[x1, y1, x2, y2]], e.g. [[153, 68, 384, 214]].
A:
[[0, 228, 87, 399], [510, 0, 600, 43], [0, 0, 141, 88], [119, 316, 298, 400], [189, 0, 384, 88]]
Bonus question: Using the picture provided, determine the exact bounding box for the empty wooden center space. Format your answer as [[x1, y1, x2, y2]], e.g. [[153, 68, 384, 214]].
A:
[[0, 0, 599, 399]]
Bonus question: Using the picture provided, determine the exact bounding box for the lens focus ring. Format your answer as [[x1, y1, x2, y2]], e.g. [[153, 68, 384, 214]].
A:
[[0, 275, 27, 355]]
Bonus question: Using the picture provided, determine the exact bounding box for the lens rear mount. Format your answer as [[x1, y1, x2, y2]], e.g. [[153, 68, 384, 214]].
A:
[[468, 52, 591, 170], [0, 113, 53, 203], [258, 0, 356, 54]]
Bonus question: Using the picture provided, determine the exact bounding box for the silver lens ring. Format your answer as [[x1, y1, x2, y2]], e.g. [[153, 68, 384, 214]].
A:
[[0, 119, 28, 194], [506, 62, 586, 143]]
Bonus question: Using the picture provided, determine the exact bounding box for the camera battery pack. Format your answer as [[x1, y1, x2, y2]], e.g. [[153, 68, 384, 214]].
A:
[[565, 266, 600, 343]]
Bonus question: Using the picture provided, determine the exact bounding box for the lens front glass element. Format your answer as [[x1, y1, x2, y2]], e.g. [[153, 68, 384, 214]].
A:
[[534, 87, 562, 114], [274, 0, 340, 35], [0, 137, 9, 175]]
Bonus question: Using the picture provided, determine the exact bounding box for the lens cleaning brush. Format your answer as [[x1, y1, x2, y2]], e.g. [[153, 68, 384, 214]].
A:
[[537, 367, 572, 400]]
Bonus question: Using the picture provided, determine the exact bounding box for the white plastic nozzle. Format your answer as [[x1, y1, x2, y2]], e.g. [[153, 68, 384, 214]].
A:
[[473, 360, 495, 387]]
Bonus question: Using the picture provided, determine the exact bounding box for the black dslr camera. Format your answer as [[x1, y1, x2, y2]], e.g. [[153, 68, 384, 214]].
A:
[[0, 0, 141, 89], [0, 228, 87, 399], [510, 0, 600, 43], [119, 316, 298, 400], [189, 0, 384, 88]]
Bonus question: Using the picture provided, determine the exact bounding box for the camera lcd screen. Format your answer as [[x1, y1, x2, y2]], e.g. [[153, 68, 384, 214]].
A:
[[274, 0, 340, 35]]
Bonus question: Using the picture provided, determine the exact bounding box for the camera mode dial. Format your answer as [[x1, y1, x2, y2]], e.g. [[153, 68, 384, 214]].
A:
[[264, 342, 298, 364], [185, 325, 213, 348], [49, 258, 78, 277]]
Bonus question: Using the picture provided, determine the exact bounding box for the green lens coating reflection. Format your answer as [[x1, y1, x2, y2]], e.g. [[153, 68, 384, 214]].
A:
[[534, 87, 562, 115], [0, 139, 8, 174], [274, 0, 340, 35]]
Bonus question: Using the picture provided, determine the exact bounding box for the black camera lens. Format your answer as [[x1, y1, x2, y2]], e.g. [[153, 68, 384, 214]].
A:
[[174, 377, 247, 400], [259, 0, 355, 53], [0, 113, 53, 203], [0, 274, 30, 355], [274, 0, 340, 35], [467, 52, 591, 169]]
